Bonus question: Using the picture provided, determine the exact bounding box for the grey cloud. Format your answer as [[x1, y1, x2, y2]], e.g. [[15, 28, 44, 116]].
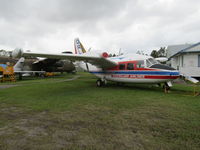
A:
[[37, 0, 127, 22], [0, 0, 200, 54]]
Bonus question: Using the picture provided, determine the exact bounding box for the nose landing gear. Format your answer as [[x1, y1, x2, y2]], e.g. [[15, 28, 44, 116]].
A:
[[163, 82, 172, 93]]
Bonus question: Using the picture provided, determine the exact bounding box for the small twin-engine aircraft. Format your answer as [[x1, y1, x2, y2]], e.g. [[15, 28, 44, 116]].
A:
[[12, 38, 198, 91], [14, 57, 46, 79]]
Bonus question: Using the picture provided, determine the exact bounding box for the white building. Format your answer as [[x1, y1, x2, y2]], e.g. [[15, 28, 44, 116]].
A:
[[166, 43, 200, 78]]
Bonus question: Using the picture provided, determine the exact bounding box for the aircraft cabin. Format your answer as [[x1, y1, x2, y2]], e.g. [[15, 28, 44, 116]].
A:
[[115, 58, 159, 70]]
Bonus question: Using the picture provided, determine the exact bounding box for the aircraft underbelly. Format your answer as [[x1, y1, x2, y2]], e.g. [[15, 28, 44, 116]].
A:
[[106, 76, 172, 83], [91, 73, 174, 83], [88, 67, 179, 84]]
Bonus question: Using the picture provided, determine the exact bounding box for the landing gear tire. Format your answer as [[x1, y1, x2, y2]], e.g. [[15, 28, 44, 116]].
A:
[[19, 73, 22, 80], [96, 79, 107, 87], [96, 79, 103, 87]]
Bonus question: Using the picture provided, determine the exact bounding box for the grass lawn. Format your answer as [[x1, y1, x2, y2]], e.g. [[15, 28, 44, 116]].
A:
[[0, 72, 200, 150]]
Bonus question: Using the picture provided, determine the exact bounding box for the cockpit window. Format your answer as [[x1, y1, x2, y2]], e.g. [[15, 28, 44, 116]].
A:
[[137, 60, 144, 68], [146, 58, 159, 67]]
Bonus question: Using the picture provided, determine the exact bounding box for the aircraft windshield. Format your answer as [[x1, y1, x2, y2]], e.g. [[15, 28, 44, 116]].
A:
[[146, 58, 159, 67]]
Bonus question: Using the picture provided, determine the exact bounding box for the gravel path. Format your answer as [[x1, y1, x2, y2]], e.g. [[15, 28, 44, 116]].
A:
[[0, 85, 19, 89], [0, 75, 80, 89]]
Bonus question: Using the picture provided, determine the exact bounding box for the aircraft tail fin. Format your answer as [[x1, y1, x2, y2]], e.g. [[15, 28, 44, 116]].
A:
[[14, 57, 25, 71], [74, 38, 87, 54]]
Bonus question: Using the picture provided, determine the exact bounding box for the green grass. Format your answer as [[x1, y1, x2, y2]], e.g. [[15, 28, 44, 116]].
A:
[[0, 72, 200, 150]]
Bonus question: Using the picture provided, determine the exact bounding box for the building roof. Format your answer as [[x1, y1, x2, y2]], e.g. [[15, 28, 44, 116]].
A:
[[168, 42, 200, 59], [166, 44, 192, 58]]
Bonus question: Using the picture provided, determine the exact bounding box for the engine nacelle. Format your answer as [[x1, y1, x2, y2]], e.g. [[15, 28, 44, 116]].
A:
[[155, 57, 168, 63], [12, 48, 23, 58]]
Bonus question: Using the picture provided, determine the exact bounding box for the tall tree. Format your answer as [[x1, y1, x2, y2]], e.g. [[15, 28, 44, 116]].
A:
[[157, 47, 166, 57], [150, 50, 158, 58], [150, 47, 166, 58]]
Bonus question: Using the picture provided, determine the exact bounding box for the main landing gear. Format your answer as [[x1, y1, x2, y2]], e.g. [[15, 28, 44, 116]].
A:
[[96, 79, 107, 87], [163, 82, 172, 93]]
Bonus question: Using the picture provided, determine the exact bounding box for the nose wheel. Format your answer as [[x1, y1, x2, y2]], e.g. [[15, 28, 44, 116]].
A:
[[96, 79, 107, 87]]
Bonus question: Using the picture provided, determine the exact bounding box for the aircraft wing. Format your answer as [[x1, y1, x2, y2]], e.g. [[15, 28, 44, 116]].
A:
[[16, 51, 117, 69]]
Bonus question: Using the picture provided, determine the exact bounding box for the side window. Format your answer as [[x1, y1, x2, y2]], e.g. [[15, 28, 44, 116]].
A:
[[137, 60, 144, 68], [127, 63, 134, 70], [119, 64, 125, 70], [198, 55, 200, 67], [181, 55, 184, 67]]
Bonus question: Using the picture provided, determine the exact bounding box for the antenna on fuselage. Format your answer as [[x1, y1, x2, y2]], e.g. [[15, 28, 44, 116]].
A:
[[118, 48, 123, 56], [118, 48, 121, 56]]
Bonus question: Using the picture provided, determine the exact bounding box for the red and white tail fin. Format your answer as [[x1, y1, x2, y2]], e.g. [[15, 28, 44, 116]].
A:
[[74, 38, 87, 54]]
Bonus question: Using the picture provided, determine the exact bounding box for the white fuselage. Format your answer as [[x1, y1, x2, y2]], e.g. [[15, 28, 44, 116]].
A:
[[78, 53, 180, 84]]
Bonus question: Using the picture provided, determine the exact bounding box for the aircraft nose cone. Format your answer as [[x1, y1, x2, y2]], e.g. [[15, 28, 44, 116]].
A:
[[150, 64, 176, 71]]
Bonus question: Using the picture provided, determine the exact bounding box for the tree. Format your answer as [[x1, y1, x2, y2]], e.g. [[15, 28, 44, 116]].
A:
[[157, 47, 166, 57], [150, 50, 158, 58], [136, 50, 141, 55], [150, 47, 166, 58], [136, 50, 147, 55], [108, 54, 113, 57]]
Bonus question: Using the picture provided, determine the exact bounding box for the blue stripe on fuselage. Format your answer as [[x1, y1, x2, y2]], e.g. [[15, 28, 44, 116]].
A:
[[89, 71, 180, 76]]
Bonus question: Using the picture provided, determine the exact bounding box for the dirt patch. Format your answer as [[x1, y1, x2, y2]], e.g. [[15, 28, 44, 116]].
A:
[[0, 75, 80, 90], [0, 105, 153, 150], [0, 104, 199, 150]]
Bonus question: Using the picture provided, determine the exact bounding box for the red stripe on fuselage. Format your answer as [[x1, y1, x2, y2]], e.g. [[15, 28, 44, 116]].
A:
[[109, 68, 159, 71], [144, 75, 179, 79], [110, 74, 179, 79]]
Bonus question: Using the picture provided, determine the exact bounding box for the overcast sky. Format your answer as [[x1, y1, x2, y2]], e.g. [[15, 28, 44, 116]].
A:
[[0, 0, 200, 54]]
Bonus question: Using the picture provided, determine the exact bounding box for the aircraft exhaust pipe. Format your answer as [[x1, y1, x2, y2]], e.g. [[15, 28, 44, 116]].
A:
[[12, 48, 23, 58]]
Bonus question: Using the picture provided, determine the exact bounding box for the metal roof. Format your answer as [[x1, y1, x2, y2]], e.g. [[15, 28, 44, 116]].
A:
[[166, 44, 192, 58], [169, 42, 200, 59]]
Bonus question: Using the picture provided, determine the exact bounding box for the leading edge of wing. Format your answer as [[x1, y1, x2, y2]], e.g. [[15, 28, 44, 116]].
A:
[[22, 51, 118, 69]]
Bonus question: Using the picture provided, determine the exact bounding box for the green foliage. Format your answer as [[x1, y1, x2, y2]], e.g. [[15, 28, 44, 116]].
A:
[[150, 50, 158, 58], [150, 47, 166, 58]]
